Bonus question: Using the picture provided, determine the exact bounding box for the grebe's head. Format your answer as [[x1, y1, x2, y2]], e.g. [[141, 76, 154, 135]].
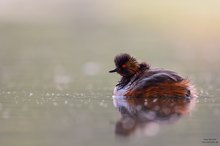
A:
[[109, 53, 143, 77]]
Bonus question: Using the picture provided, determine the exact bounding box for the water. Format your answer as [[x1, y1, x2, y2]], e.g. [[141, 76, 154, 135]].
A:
[[1, 1, 220, 146]]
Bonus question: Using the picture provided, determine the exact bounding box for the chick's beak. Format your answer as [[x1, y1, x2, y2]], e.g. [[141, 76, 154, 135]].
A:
[[109, 68, 118, 73]]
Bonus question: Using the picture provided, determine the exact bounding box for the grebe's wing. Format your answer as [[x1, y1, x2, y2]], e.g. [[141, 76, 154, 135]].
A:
[[133, 70, 184, 91]]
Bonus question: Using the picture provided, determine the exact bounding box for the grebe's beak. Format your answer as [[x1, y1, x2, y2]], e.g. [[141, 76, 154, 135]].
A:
[[109, 68, 118, 73]]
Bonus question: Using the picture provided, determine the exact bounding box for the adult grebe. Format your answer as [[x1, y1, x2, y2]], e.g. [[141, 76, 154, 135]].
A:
[[109, 53, 196, 99]]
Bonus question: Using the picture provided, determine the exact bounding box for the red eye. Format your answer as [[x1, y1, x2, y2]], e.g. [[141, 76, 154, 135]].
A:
[[122, 64, 126, 68]]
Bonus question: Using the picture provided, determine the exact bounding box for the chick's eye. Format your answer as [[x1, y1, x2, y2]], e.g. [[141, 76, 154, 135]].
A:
[[122, 64, 127, 68]]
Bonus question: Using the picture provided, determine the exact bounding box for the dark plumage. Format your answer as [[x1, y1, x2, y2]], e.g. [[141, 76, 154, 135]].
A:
[[109, 53, 196, 99]]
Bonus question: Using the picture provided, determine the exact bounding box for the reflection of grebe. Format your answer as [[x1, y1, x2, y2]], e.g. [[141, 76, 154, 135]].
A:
[[109, 53, 197, 136], [109, 53, 197, 99], [113, 97, 196, 136]]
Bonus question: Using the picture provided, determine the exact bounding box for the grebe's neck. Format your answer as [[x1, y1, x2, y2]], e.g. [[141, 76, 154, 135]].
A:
[[116, 63, 149, 89], [116, 75, 133, 90]]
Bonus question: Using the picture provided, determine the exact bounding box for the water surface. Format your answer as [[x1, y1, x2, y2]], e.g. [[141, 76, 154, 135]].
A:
[[1, 1, 220, 146]]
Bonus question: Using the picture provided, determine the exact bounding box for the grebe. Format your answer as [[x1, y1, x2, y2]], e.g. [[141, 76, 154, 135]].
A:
[[109, 53, 196, 99]]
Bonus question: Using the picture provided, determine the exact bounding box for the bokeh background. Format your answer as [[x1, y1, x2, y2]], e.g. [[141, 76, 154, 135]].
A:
[[0, 0, 220, 146]]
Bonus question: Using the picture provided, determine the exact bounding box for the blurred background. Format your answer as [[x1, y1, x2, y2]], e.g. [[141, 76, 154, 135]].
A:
[[0, 0, 220, 146], [1, 0, 220, 88]]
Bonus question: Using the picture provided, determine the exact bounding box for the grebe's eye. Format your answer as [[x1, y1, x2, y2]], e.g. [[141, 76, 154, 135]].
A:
[[122, 64, 127, 68]]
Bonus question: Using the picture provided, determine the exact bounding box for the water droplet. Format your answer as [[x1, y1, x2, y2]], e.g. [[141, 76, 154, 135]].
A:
[[29, 93, 33, 96], [153, 98, 158, 103], [64, 100, 68, 104]]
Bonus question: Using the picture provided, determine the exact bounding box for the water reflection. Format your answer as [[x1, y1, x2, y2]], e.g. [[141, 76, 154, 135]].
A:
[[113, 96, 196, 137]]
